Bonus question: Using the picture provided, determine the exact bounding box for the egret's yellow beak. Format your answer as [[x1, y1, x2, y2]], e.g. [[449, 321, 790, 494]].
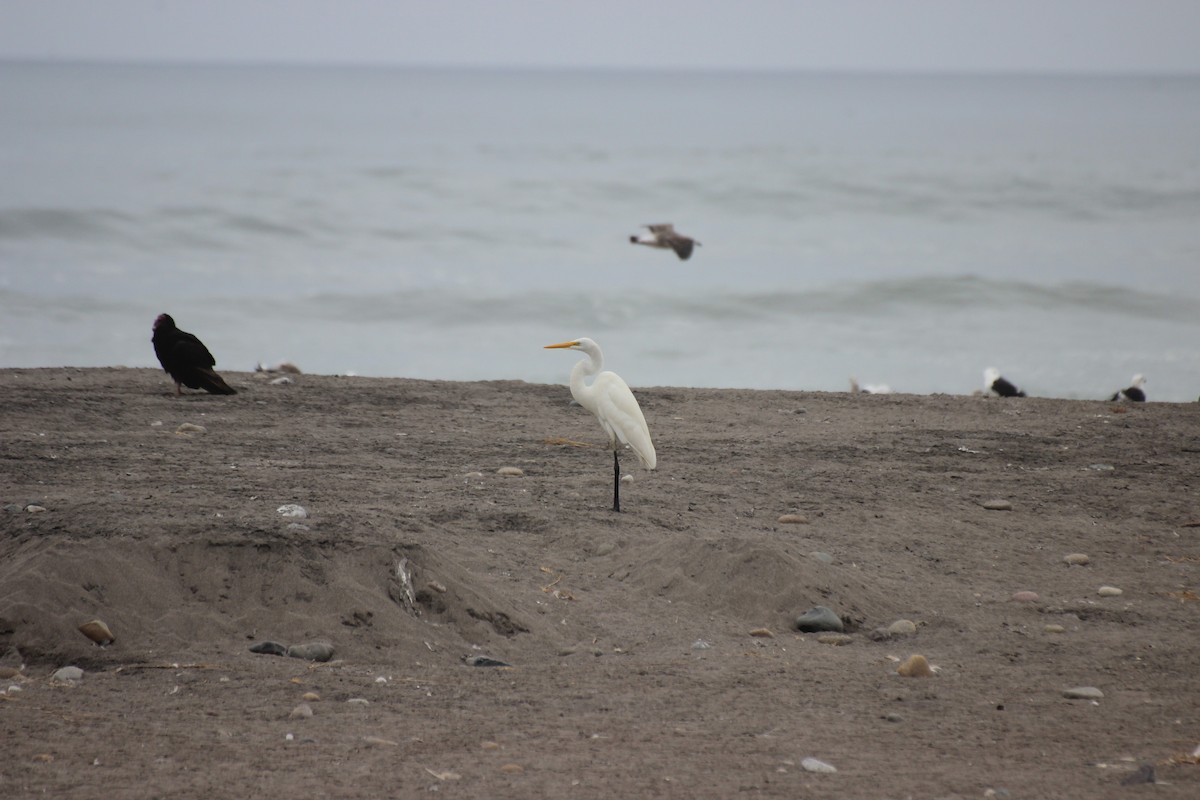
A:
[[543, 340, 579, 350]]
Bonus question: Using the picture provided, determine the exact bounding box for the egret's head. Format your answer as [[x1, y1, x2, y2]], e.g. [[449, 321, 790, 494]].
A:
[[544, 337, 596, 353]]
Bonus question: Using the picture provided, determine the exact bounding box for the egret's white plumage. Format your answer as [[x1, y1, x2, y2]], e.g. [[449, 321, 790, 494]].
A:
[[545, 337, 655, 511]]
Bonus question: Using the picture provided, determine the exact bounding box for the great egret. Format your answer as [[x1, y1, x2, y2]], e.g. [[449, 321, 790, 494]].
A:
[[1109, 374, 1147, 402], [629, 223, 700, 261], [544, 337, 656, 512], [983, 367, 1025, 398]]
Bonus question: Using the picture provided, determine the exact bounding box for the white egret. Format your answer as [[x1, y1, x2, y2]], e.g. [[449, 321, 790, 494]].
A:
[[544, 337, 656, 512], [1109, 374, 1146, 402], [983, 367, 1026, 398], [629, 223, 700, 261]]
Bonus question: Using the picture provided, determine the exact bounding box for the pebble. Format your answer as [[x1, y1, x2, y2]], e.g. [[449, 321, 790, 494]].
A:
[[276, 504, 308, 519], [1044, 624, 1066, 634], [1063, 686, 1103, 700], [1088, 463, 1115, 471], [795, 606, 843, 633], [887, 619, 917, 636], [1097, 585, 1123, 597], [175, 422, 207, 435], [496, 466, 524, 477], [52, 666, 84, 684], [801, 757, 837, 774], [481, 741, 501, 750], [981, 499, 1013, 511], [817, 633, 853, 646], [691, 639, 712, 650], [302, 692, 320, 702], [427, 580, 447, 593], [1063, 553, 1090, 566], [347, 698, 370, 705], [748, 628, 774, 638], [25, 504, 47, 513], [0, 667, 22, 680], [78, 619, 115, 646], [499, 763, 524, 774], [777, 514, 808, 524], [3, 503, 22, 512], [269, 376, 293, 386], [463, 471, 484, 480], [289, 703, 313, 719], [808, 551, 834, 564], [1011, 591, 1039, 603], [896, 654, 934, 678], [286, 642, 335, 662]]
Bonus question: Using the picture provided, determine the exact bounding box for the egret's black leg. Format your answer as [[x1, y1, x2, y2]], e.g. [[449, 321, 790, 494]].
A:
[[612, 450, 621, 513]]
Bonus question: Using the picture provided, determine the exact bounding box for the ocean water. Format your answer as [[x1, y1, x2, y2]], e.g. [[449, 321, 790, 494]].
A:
[[1, 61, 1198, 400]]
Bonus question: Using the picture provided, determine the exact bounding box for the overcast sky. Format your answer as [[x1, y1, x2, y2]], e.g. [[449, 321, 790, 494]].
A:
[[1, 0, 1198, 74]]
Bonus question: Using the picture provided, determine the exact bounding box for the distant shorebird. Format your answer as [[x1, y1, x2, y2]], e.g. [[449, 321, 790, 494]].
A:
[[629, 223, 700, 261], [984, 367, 1025, 398], [849, 378, 893, 395], [1109, 374, 1147, 402]]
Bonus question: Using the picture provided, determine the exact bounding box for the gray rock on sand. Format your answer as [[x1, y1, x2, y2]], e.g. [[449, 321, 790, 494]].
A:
[[249, 641, 289, 656], [52, 666, 84, 684], [286, 642, 335, 662], [1062, 686, 1103, 700], [795, 606, 843, 633]]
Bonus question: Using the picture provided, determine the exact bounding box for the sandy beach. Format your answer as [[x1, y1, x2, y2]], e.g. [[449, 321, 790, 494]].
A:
[[1, 366, 1198, 798]]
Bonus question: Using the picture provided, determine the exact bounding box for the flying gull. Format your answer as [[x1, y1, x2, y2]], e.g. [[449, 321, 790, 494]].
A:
[[629, 223, 700, 261]]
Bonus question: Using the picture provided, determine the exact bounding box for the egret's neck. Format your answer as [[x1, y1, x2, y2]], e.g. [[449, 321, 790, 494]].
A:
[[569, 352, 601, 405]]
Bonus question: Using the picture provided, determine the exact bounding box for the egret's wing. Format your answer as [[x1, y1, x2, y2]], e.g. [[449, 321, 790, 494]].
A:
[[593, 372, 656, 470]]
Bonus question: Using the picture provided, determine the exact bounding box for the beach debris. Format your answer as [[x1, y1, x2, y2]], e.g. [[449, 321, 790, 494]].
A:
[[247, 640, 334, 661], [269, 376, 293, 386], [1120, 763, 1156, 785], [1097, 585, 1123, 597], [1063, 686, 1103, 700], [496, 466, 524, 477], [777, 513, 808, 524], [464, 655, 510, 667], [363, 735, 397, 746], [52, 666, 84, 684], [175, 422, 207, 436], [1088, 463, 1115, 471], [394, 557, 416, 611], [249, 641, 289, 656], [981, 499, 1013, 511], [896, 654, 934, 678], [1063, 553, 1090, 566], [691, 639, 712, 650], [801, 757, 837, 774], [795, 606, 843, 633], [276, 503, 307, 519], [425, 768, 462, 781], [1011, 591, 1039, 603], [255, 361, 302, 374], [817, 633, 853, 646], [78, 619, 115, 646]]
